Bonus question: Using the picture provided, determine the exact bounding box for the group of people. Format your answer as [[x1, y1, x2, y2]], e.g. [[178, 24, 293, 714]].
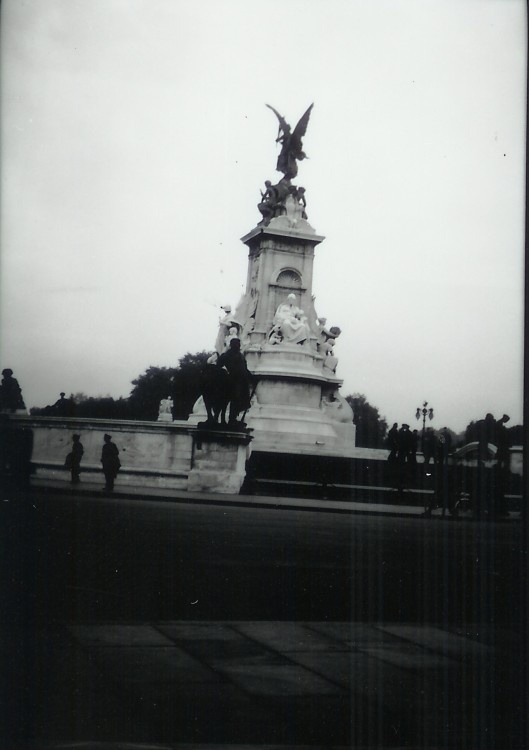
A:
[[387, 423, 418, 465], [397, 412, 512, 518], [386, 422, 456, 510], [387, 423, 453, 467], [65, 433, 121, 491]]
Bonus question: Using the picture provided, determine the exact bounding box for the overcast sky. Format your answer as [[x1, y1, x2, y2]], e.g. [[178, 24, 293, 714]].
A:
[[1, 0, 526, 433]]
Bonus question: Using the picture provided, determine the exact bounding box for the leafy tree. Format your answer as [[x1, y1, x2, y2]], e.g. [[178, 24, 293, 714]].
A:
[[128, 366, 180, 421], [31, 352, 215, 422], [172, 351, 213, 419], [128, 351, 213, 420], [30, 393, 132, 419], [74, 396, 132, 420], [345, 393, 388, 448]]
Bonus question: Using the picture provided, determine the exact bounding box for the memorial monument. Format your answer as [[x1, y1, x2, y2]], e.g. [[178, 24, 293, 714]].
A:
[[19, 105, 358, 494], [191, 105, 356, 456]]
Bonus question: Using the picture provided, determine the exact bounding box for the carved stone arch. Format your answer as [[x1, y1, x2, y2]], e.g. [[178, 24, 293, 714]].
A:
[[274, 268, 302, 288]]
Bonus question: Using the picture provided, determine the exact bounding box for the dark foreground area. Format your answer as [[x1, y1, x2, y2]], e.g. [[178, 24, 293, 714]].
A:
[[2, 487, 524, 623], [1, 486, 526, 748]]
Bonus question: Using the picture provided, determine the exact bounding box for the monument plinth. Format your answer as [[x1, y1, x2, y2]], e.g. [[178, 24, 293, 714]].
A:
[[236, 225, 355, 454], [191, 104, 356, 455]]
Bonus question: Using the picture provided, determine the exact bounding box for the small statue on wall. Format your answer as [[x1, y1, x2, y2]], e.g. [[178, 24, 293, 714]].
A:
[[268, 324, 283, 345], [317, 318, 342, 344], [223, 326, 240, 351], [215, 305, 238, 354], [158, 396, 174, 422], [321, 339, 338, 373]]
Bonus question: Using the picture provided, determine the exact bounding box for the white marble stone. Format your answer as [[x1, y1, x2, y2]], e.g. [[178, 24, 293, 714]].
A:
[[194, 221, 357, 458], [11, 416, 250, 494]]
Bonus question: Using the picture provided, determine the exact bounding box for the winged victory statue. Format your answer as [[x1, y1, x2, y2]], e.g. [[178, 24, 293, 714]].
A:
[[266, 103, 314, 180]]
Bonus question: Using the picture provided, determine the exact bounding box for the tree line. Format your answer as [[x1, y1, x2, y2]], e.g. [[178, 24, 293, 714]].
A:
[[30, 351, 521, 449], [31, 352, 212, 422]]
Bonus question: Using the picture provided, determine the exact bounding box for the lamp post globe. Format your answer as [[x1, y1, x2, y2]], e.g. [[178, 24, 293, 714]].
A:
[[416, 400, 434, 445]]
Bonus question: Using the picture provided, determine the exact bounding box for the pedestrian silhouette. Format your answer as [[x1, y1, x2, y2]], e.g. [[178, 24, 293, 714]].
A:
[[397, 424, 413, 462], [386, 423, 399, 490], [396, 424, 413, 496], [475, 413, 497, 518], [409, 429, 419, 468], [422, 427, 437, 466], [477, 413, 496, 460], [495, 414, 510, 472], [494, 414, 511, 516], [436, 427, 454, 515], [387, 423, 399, 462], [101, 434, 120, 491], [66, 434, 84, 484], [436, 427, 452, 464]]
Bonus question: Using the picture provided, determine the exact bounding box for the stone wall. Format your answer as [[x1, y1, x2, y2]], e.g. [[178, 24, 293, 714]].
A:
[[6, 416, 252, 494]]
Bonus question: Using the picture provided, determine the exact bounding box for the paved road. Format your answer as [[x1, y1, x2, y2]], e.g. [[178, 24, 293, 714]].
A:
[[2, 488, 523, 624], [1, 488, 526, 748]]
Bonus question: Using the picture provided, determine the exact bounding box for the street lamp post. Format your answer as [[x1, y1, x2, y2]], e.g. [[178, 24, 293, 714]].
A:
[[416, 401, 434, 446]]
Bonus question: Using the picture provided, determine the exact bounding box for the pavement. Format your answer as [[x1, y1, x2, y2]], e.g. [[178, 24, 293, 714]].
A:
[[25, 475, 523, 521], [7, 618, 525, 749], [3, 477, 525, 749]]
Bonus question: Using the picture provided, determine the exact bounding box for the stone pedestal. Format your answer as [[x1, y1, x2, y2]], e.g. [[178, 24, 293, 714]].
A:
[[244, 342, 356, 456], [187, 428, 253, 493], [195, 218, 356, 457]]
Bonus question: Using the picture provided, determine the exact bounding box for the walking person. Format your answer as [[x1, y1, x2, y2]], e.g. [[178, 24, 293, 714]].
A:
[[475, 413, 496, 518], [409, 429, 419, 469], [495, 414, 511, 472], [436, 427, 454, 515], [69, 433, 84, 484], [387, 423, 399, 462], [101, 433, 120, 491], [422, 427, 436, 466], [396, 424, 413, 498], [494, 414, 511, 516], [386, 422, 399, 490]]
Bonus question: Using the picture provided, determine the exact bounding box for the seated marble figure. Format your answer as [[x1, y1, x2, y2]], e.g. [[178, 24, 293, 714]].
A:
[[270, 293, 311, 345]]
